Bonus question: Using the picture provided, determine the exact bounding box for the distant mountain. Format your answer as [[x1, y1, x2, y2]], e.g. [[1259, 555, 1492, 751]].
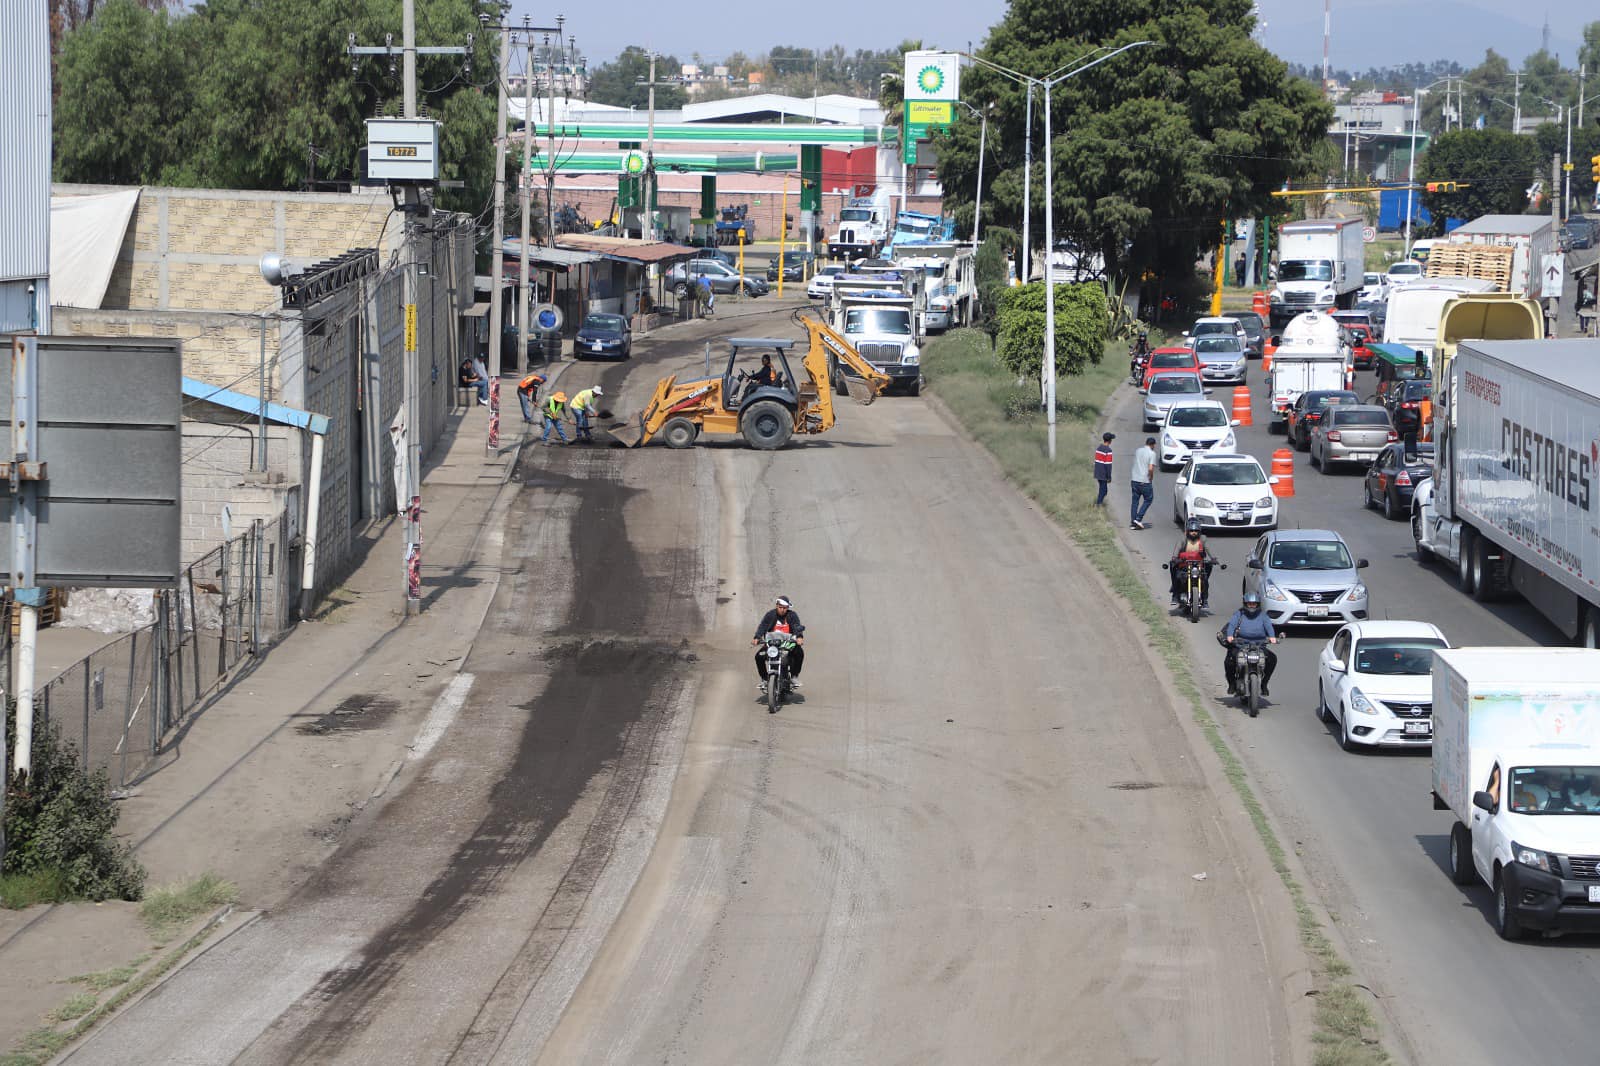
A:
[[1262, 1, 1582, 72]]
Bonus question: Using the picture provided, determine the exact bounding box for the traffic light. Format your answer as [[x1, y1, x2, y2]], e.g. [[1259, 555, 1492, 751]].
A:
[[1424, 181, 1459, 193], [1591, 154, 1600, 183]]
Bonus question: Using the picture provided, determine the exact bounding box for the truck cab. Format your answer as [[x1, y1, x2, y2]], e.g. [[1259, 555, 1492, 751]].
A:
[[828, 192, 891, 261], [1269, 218, 1365, 328], [832, 291, 922, 395]]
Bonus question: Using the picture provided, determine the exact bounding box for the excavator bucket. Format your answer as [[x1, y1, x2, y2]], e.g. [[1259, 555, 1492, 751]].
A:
[[607, 413, 649, 448], [841, 376, 879, 406]]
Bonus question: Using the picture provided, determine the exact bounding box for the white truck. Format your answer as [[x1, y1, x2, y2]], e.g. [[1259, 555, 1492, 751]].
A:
[[1380, 277, 1498, 360], [894, 242, 976, 331], [1432, 648, 1600, 939], [1267, 311, 1351, 432], [1268, 217, 1366, 329], [830, 291, 922, 395], [1414, 339, 1600, 647], [1433, 214, 1555, 300], [827, 190, 891, 261]]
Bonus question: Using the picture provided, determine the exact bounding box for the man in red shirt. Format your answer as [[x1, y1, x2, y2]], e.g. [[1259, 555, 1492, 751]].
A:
[[1093, 432, 1115, 506], [751, 596, 805, 689], [1169, 517, 1218, 609]]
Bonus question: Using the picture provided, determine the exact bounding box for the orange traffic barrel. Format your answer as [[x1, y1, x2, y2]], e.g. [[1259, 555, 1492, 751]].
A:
[[1231, 385, 1253, 427], [1252, 291, 1269, 317], [1261, 342, 1275, 372], [1271, 448, 1295, 497]]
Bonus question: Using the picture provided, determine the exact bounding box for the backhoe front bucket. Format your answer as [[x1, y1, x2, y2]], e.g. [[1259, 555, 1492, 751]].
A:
[[843, 377, 879, 405], [607, 413, 650, 448]]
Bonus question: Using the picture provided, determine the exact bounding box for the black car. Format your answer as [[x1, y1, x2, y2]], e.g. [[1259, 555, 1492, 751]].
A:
[[574, 312, 631, 360], [1563, 218, 1596, 251], [1364, 442, 1434, 520], [1229, 310, 1267, 357], [1382, 377, 1432, 419], [1287, 389, 1361, 452], [766, 250, 816, 282]]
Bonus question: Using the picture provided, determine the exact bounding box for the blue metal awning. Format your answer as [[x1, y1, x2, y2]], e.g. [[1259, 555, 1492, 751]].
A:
[[182, 377, 331, 434]]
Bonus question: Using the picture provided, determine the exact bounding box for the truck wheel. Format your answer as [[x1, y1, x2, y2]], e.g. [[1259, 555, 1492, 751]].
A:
[[1470, 536, 1496, 603], [1494, 868, 1529, 940], [1581, 609, 1600, 650], [741, 400, 794, 450], [1413, 511, 1433, 562], [1457, 530, 1476, 595], [660, 417, 698, 449], [907, 379, 921, 397], [1449, 823, 1476, 886]]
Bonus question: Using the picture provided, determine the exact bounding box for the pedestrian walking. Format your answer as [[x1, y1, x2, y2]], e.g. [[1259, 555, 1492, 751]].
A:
[[517, 372, 546, 423], [1130, 435, 1157, 529], [542, 391, 570, 446], [1093, 432, 1115, 506], [1234, 253, 1247, 287], [570, 385, 603, 442]]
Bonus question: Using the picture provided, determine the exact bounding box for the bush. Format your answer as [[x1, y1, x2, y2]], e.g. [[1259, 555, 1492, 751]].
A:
[[995, 281, 1108, 383], [3, 708, 145, 903], [974, 232, 1014, 334]]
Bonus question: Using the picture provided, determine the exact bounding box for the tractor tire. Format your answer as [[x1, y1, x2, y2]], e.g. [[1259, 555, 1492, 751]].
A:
[[741, 400, 794, 450], [660, 417, 699, 449]]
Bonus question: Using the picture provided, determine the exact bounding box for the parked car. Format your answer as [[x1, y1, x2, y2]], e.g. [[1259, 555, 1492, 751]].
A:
[[667, 260, 768, 298], [1159, 400, 1239, 470], [1363, 441, 1433, 519], [1229, 310, 1267, 357], [766, 250, 816, 282], [689, 248, 737, 269], [1192, 334, 1248, 385], [1311, 404, 1396, 471], [1286, 389, 1360, 452], [1142, 371, 1206, 430], [573, 312, 631, 360], [1315, 621, 1449, 750], [807, 264, 847, 299], [1171, 452, 1279, 530], [1384, 260, 1425, 288], [1358, 271, 1390, 304], [1243, 528, 1370, 628], [1141, 346, 1202, 391]]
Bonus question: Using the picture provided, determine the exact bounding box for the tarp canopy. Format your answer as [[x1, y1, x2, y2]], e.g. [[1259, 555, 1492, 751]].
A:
[[50, 189, 140, 309]]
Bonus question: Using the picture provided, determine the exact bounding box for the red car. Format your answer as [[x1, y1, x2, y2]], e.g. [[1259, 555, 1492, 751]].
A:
[[1141, 346, 1202, 391], [1332, 313, 1375, 369]]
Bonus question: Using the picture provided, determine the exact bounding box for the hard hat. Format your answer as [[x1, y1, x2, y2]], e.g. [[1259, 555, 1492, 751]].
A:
[[552, 391, 567, 403], [592, 385, 604, 396]]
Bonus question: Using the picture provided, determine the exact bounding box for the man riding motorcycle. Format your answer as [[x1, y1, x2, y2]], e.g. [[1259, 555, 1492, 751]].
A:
[[1169, 517, 1217, 609], [1222, 591, 1279, 697], [1128, 330, 1151, 380], [751, 595, 805, 690]]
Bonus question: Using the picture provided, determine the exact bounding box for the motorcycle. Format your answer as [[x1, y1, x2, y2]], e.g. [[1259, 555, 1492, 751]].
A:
[[761, 631, 798, 713], [1128, 339, 1151, 385], [1163, 559, 1225, 623], [1230, 640, 1270, 717]]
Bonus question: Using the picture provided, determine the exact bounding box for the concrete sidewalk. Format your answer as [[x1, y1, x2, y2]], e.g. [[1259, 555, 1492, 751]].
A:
[[0, 379, 582, 1058]]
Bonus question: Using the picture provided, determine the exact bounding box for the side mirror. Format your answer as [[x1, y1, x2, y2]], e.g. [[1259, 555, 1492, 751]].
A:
[[1182, 331, 1191, 338], [1268, 475, 1281, 485], [1271, 335, 1281, 346], [1161, 562, 1171, 570], [1328, 660, 1347, 674], [1230, 418, 1242, 427], [1355, 558, 1370, 569], [1247, 558, 1263, 569], [1472, 790, 1497, 814]]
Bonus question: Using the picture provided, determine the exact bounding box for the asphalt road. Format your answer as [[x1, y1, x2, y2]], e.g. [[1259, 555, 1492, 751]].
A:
[[1103, 350, 1597, 1066]]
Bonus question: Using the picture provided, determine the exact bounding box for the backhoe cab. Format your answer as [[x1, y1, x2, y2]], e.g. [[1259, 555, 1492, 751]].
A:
[[608, 316, 890, 450]]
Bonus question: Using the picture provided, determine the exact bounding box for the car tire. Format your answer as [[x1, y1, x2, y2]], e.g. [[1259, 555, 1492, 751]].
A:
[[1363, 481, 1375, 510], [1449, 822, 1476, 886], [1295, 427, 1309, 453], [1310, 445, 1321, 469], [674, 282, 688, 299], [1316, 681, 1331, 723], [1494, 868, 1529, 941], [1413, 510, 1433, 562], [1383, 490, 1396, 521], [1338, 705, 1358, 752]]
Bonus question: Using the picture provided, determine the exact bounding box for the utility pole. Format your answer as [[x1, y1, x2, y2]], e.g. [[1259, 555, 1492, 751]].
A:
[[1043, 78, 1056, 460], [1565, 104, 1573, 220], [546, 19, 564, 249], [518, 18, 534, 378], [1021, 83, 1032, 283], [1552, 151, 1562, 335], [973, 104, 987, 248], [1513, 71, 1522, 134], [1581, 64, 1588, 133], [488, 20, 510, 450], [646, 51, 659, 239]]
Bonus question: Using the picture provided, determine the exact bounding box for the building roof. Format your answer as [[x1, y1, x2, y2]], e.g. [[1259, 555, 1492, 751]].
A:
[[507, 95, 628, 125], [1450, 215, 1553, 235], [183, 377, 330, 433], [554, 234, 698, 264], [555, 93, 884, 128], [499, 240, 602, 267]]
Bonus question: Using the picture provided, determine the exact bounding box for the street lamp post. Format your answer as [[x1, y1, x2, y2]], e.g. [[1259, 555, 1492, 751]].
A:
[[1403, 78, 1454, 257], [957, 100, 989, 247]]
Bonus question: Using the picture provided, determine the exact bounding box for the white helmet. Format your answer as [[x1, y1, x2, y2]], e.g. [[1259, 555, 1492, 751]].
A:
[[592, 385, 604, 396]]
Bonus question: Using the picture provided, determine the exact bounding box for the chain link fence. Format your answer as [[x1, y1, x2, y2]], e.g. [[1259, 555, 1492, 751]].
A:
[[30, 518, 290, 789]]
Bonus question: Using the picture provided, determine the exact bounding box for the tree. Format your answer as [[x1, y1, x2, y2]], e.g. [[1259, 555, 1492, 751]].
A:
[[995, 281, 1107, 383], [934, 0, 1330, 304], [1417, 129, 1539, 221], [588, 46, 685, 110]]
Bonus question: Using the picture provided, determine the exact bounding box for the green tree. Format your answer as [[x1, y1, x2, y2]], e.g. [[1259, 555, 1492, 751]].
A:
[[934, 0, 1330, 300], [974, 230, 1015, 333], [588, 46, 685, 110], [995, 281, 1107, 383], [1417, 128, 1539, 221]]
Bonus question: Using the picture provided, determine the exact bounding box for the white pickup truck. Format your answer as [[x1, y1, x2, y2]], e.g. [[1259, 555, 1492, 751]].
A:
[[1433, 648, 1600, 940], [1267, 311, 1350, 432]]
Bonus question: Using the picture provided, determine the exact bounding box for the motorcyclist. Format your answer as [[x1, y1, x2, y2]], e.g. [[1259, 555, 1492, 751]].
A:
[[1169, 517, 1217, 609], [1129, 330, 1150, 379], [751, 595, 805, 690], [1222, 591, 1279, 697]]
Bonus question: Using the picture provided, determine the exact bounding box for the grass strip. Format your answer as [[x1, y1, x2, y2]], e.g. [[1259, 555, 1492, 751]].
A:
[[139, 872, 239, 941], [923, 328, 1388, 1066]]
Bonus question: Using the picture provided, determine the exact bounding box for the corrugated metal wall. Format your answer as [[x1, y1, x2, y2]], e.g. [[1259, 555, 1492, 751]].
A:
[[0, 3, 52, 282]]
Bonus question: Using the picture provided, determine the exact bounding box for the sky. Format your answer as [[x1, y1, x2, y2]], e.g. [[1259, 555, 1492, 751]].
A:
[[530, 0, 1594, 74]]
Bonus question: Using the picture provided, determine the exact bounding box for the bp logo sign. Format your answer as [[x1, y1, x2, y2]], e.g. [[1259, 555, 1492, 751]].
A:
[[623, 150, 646, 175], [916, 65, 945, 96], [903, 50, 960, 101]]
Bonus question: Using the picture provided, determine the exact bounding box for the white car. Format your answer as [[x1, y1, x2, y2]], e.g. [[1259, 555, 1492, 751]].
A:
[[1384, 260, 1425, 289], [1159, 401, 1239, 470], [807, 265, 846, 299], [1316, 620, 1450, 751], [1171, 453, 1279, 531], [1188, 316, 1248, 343], [1357, 272, 1390, 304]]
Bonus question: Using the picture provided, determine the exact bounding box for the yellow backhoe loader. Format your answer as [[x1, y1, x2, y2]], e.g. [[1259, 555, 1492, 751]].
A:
[[608, 315, 892, 449]]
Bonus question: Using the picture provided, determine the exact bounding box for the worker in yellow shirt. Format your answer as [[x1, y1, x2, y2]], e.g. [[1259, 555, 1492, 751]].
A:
[[570, 386, 604, 443]]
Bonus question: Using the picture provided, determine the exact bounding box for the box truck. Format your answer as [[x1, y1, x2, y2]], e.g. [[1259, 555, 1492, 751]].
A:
[[1268, 218, 1365, 328], [1430, 214, 1555, 300], [1413, 339, 1600, 647], [1432, 648, 1600, 939]]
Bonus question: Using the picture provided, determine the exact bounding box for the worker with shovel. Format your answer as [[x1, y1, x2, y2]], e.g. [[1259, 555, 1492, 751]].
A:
[[542, 391, 570, 446], [517, 371, 547, 423], [570, 385, 605, 443]]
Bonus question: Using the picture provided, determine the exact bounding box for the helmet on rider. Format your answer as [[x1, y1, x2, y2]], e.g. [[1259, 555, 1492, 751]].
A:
[[1185, 517, 1202, 537], [775, 596, 791, 609], [1241, 591, 1263, 616]]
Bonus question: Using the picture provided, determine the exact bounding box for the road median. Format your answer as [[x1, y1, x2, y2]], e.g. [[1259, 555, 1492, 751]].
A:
[[923, 327, 1390, 1066]]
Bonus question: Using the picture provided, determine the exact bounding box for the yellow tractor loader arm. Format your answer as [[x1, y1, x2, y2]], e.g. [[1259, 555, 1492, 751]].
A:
[[802, 315, 891, 403], [607, 372, 725, 447]]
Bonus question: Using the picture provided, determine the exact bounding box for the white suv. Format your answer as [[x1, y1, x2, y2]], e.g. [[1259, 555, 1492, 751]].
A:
[[1159, 401, 1239, 470], [1172, 453, 1279, 531]]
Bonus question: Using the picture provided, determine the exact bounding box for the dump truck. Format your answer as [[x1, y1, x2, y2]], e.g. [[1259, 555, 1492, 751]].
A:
[[608, 316, 891, 450]]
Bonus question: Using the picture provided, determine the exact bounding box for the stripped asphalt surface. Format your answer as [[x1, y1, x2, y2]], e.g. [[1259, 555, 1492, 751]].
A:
[[1105, 350, 1596, 1066], [66, 304, 1304, 1063]]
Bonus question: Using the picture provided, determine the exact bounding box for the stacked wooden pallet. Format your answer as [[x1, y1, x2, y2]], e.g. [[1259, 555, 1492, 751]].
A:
[[7, 587, 65, 637], [1426, 244, 1513, 290]]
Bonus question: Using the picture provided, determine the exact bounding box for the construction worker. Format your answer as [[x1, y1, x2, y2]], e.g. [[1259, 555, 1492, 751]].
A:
[[542, 391, 570, 446], [570, 385, 604, 442], [517, 372, 546, 423]]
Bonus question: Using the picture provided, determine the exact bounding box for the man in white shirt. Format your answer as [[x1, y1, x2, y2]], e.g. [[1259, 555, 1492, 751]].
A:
[[1130, 435, 1157, 530]]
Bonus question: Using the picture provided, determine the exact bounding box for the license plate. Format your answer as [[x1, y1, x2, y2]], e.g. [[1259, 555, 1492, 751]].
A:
[[591, 342, 604, 352], [1351, 452, 1375, 461], [1222, 514, 1247, 523], [1306, 605, 1329, 618], [1404, 721, 1431, 736], [1589, 885, 1600, 904]]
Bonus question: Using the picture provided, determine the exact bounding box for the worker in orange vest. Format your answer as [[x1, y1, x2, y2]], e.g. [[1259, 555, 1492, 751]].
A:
[[517, 372, 546, 423]]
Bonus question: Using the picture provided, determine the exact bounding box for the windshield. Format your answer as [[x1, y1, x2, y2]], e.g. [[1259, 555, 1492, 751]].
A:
[[843, 308, 912, 336], [1308, 392, 1356, 411], [1509, 767, 1600, 813], [821, 265, 845, 277], [1388, 262, 1423, 277], [1402, 381, 1434, 399], [1354, 638, 1446, 675], [1364, 273, 1381, 285], [1152, 353, 1193, 368], [1268, 539, 1354, 570], [1333, 409, 1392, 426], [1193, 462, 1265, 485], [1193, 321, 1236, 336], [841, 209, 871, 222], [580, 314, 624, 332], [1280, 260, 1333, 281], [1195, 338, 1242, 356], [1150, 376, 1202, 395], [1168, 406, 1228, 428]]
